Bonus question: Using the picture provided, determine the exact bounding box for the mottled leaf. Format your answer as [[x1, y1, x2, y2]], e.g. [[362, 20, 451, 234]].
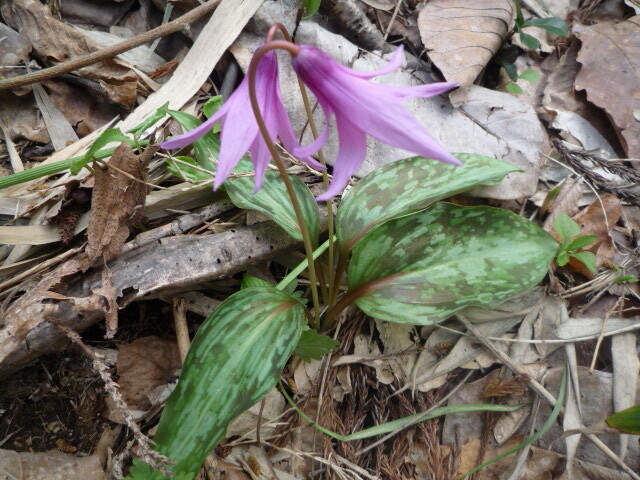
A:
[[201, 95, 223, 133], [165, 156, 212, 182], [226, 172, 320, 244], [127, 102, 169, 139], [152, 287, 305, 478], [336, 153, 519, 253], [294, 328, 340, 362], [348, 203, 557, 325], [166, 110, 223, 173]]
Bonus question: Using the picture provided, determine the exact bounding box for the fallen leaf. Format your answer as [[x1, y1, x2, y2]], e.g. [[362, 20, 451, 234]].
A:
[[85, 143, 155, 265], [0, 92, 50, 144], [226, 388, 285, 439], [0, 22, 31, 95], [360, 0, 395, 10], [0, 449, 107, 480], [0, 0, 138, 108], [418, 0, 514, 92], [117, 336, 182, 409], [574, 17, 640, 158]]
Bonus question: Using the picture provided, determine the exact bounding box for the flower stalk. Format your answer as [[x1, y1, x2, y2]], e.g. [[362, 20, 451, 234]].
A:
[[247, 41, 321, 326]]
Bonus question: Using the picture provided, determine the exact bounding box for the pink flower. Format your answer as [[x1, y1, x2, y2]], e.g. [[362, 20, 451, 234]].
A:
[[161, 51, 324, 191], [291, 45, 461, 201]]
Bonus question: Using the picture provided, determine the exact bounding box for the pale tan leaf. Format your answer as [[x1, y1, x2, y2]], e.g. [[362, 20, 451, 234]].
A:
[[418, 0, 515, 88], [574, 18, 640, 158], [0, 449, 107, 480]]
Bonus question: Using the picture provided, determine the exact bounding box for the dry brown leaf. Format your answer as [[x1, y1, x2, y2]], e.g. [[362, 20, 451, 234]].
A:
[[0, 22, 31, 95], [574, 17, 640, 159], [418, 0, 514, 90], [85, 143, 155, 266], [117, 336, 182, 409], [0, 92, 50, 143], [542, 176, 583, 231], [0, 0, 137, 108], [360, 0, 395, 10], [0, 449, 107, 480]]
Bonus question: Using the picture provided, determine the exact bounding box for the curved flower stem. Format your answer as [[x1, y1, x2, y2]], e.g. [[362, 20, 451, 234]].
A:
[[266, 24, 335, 307], [248, 41, 321, 326]]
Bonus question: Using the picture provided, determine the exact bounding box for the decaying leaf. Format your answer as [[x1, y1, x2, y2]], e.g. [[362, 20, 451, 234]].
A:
[[418, 0, 514, 93], [0, 0, 137, 108], [85, 143, 156, 266], [117, 336, 182, 409], [574, 17, 640, 158], [0, 449, 107, 480]]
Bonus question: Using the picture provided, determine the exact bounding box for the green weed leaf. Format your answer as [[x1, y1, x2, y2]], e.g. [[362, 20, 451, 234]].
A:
[[151, 287, 305, 478], [569, 251, 597, 274], [302, 0, 321, 17], [518, 31, 540, 49], [348, 203, 557, 325], [564, 235, 598, 251], [522, 17, 569, 37], [553, 212, 580, 241], [606, 405, 640, 434], [336, 153, 519, 253], [127, 102, 169, 139], [506, 82, 524, 94], [614, 275, 638, 284], [294, 328, 339, 362], [518, 69, 540, 83], [241, 275, 272, 289], [556, 252, 570, 266]]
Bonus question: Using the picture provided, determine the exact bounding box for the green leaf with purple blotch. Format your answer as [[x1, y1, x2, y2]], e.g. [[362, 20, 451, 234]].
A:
[[335, 153, 519, 254], [348, 203, 557, 325]]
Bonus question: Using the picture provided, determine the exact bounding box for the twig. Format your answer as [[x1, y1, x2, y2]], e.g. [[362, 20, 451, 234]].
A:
[[383, 0, 403, 43], [0, 0, 222, 91]]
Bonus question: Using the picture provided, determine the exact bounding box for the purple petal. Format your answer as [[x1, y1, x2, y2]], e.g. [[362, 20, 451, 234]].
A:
[[161, 102, 229, 149], [335, 45, 405, 80], [387, 81, 458, 100], [249, 78, 281, 192], [316, 115, 367, 201]]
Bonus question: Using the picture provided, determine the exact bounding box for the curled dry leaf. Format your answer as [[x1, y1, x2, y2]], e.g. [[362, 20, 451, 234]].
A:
[[0, 0, 137, 108], [85, 143, 156, 266], [418, 0, 514, 91], [574, 17, 640, 159]]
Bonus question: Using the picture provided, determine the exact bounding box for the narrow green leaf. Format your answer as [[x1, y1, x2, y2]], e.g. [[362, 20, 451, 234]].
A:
[[281, 384, 526, 441], [226, 172, 320, 244], [506, 82, 524, 94], [514, 0, 524, 26], [569, 251, 597, 273], [294, 328, 339, 362], [165, 156, 213, 181], [606, 405, 640, 434], [518, 69, 540, 83], [349, 203, 557, 325], [151, 287, 305, 478], [127, 102, 169, 138], [519, 31, 541, 49], [464, 368, 567, 478], [241, 275, 273, 289], [275, 237, 332, 291], [201, 95, 223, 133], [565, 235, 598, 251], [614, 275, 638, 284], [336, 153, 519, 253], [522, 17, 569, 37], [70, 128, 131, 174], [553, 212, 580, 241]]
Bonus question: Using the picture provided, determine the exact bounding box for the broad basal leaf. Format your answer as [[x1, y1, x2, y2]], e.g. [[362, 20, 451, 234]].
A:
[[348, 203, 557, 325], [151, 287, 305, 478], [226, 171, 320, 244], [336, 153, 519, 253]]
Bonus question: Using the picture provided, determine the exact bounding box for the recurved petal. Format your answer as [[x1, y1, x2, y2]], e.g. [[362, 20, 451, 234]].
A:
[[161, 102, 229, 149], [335, 45, 404, 80], [315, 115, 367, 201], [387, 81, 458, 100]]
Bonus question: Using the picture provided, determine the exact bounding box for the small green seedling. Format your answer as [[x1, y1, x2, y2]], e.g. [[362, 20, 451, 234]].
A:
[[553, 212, 598, 274], [505, 69, 540, 94]]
